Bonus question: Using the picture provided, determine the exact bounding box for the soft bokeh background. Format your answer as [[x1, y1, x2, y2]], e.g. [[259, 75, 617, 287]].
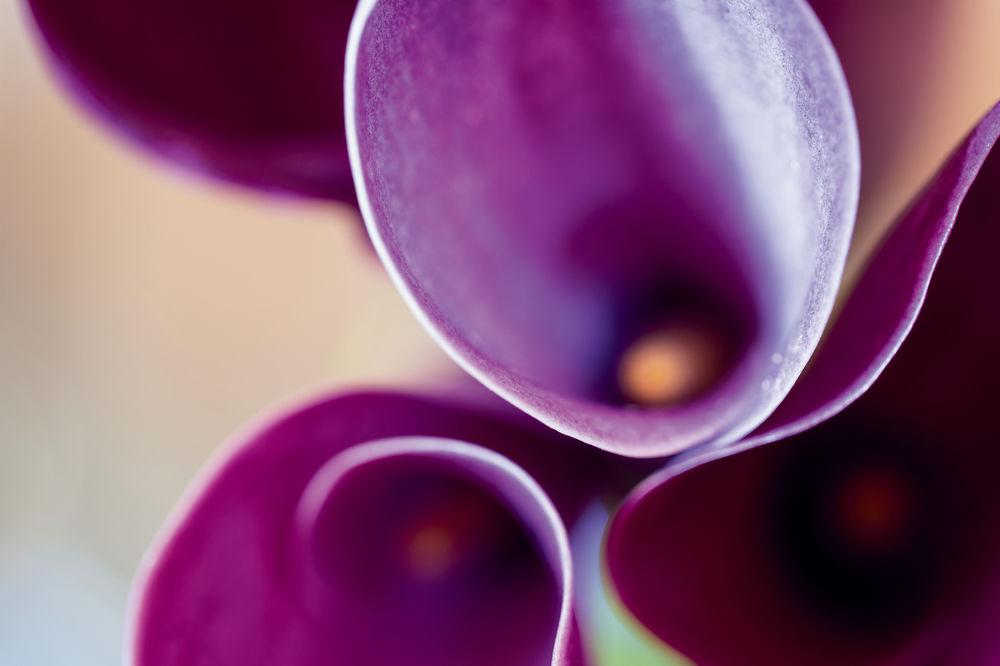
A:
[[1, 1, 997, 663]]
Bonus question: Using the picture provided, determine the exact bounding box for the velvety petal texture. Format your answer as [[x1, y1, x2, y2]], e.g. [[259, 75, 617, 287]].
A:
[[129, 391, 597, 666], [347, 0, 860, 456], [607, 104, 1000, 665], [26, 0, 356, 201]]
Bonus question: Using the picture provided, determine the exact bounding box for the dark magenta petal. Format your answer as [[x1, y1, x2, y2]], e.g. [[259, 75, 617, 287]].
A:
[[26, 0, 356, 201], [128, 391, 594, 665], [607, 417, 1000, 666], [608, 105, 1000, 664], [347, 0, 860, 456], [945, 571, 1000, 665], [743, 102, 1000, 448]]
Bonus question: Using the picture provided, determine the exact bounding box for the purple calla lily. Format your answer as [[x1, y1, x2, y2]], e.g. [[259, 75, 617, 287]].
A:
[[128, 390, 609, 666], [24, 0, 357, 201], [346, 0, 860, 457], [607, 104, 1000, 666]]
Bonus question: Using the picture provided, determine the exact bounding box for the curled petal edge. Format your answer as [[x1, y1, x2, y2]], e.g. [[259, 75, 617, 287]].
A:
[[607, 101, 1000, 662], [294, 437, 583, 666], [124, 390, 585, 666], [729, 100, 1000, 454]]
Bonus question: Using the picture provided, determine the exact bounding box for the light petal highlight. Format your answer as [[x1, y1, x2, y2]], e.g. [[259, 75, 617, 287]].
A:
[[347, 0, 859, 456], [744, 101, 1000, 448]]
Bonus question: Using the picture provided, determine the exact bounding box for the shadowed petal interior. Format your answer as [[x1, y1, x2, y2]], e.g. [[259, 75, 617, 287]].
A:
[[607, 416, 1000, 666]]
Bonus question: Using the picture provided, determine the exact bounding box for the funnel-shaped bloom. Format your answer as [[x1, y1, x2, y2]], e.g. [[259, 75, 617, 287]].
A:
[[607, 105, 1000, 665], [25, 0, 357, 201], [128, 391, 606, 665], [347, 0, 860, 456]]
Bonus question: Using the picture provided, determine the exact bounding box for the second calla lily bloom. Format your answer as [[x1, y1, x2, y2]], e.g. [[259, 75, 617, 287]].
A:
[[346, 0, 860, 457], [128, 391, 609, 666], [607, 104, 1000, 665]]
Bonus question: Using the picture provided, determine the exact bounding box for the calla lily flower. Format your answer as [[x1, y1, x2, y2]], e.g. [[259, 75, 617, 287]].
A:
[[128, 390, 610, 665], [25, 0, 357, 201], [607, 104, 1000, 665], [347, 0, 860, 457]]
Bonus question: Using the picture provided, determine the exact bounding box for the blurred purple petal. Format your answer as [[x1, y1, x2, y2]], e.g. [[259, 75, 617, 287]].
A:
[[26, 0, 356, 201], [129, 391, 595, 665], [346, 0, 859, 457], [607, 417, 1000, 666], [607, 107, 1000, 665]]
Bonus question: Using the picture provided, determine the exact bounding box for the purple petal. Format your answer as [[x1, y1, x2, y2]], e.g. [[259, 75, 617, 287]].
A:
[[607, 108, 1000, 664], [347, 0, 859, 456], [607, 418, 1000, 666], [743, 102, 1000, 448], [25, 0, 356, 201], [128, 391, 593, 665], [945, 570, 1000, 665]]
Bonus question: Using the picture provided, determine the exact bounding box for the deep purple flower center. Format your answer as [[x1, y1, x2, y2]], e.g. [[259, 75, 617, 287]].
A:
[[396, 487, 513, 582], [768, 427, 967, 635], [311, 462, 542, 592], [554, 186, 763, 412], [831, 465, 912, 552], [298, 456, 560, 663], [597, 282, 754, 408]]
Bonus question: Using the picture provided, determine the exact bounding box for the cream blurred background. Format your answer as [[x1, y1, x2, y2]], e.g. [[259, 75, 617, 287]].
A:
[[1, 1, 997, 664], [1, 3, 446, 662]]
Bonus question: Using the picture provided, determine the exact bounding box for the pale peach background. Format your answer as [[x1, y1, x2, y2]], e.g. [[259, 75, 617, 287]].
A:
[[0, 1, 997, 663], [1, 4, 446, 661]]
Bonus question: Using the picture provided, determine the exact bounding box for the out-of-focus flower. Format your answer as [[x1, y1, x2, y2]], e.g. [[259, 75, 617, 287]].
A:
[[129, 390, 620, 665], [24, 0, 357, 201], [607, 105, 1000, 665], [346, 0, 860, 457]]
